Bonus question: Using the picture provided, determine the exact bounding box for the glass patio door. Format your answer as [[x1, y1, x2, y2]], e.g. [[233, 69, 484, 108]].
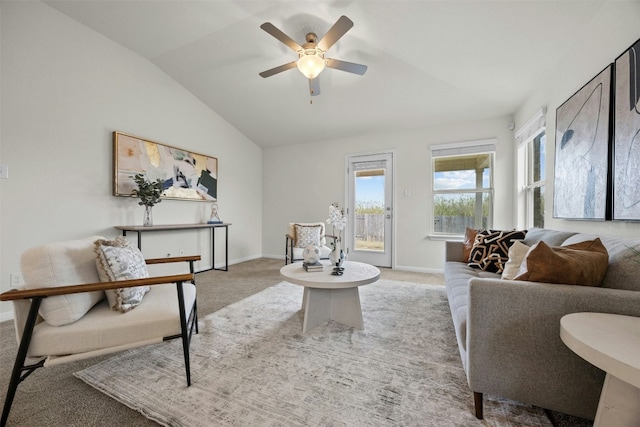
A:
[[346, 152, 393, 267]]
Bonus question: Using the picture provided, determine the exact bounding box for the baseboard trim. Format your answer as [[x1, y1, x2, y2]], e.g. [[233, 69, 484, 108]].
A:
[[393, 265, 444, 274], [0, 306, 14, 323]]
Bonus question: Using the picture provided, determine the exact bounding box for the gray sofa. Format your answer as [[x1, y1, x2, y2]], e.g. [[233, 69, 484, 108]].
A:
[[444, 228, 640, 420]]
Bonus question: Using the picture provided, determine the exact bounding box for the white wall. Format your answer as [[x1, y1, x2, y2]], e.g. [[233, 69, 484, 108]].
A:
[[515, 1, 640, 238], [0, 1, 263, 320], [262, 116, 515, 271]]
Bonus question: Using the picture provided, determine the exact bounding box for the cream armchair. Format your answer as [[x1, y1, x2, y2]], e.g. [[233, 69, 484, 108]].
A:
[[285, 222, 336, 264], [0, 236, 200, 426]]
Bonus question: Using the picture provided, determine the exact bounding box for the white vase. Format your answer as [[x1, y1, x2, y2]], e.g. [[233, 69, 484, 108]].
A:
[[330, 240, 346, 266]]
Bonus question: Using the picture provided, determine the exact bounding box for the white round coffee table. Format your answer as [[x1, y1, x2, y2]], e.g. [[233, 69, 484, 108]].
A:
[[560, 312, 640, 427], [280, 260, 380, 332]]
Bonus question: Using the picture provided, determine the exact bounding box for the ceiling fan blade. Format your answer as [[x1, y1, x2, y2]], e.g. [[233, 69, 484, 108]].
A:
[[317, 16, 354, 52], [259, 61, 297, 78], [309, 78, 321, 96], [260, 22, 302, 52], [326, 58, 367, 75]]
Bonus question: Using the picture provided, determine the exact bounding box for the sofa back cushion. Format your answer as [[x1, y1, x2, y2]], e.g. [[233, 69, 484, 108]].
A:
[[523, 228, 578, 247], [21, 236, 105, 326], [563, 234, 640, 291]]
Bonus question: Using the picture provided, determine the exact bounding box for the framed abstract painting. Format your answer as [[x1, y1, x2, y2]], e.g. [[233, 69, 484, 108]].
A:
[[613, 38, 640, 220], [113, 131, 218, 202], [554, 65, 612, 220]]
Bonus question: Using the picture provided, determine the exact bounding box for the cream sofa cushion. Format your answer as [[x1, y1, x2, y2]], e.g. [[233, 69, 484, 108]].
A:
[[26, 282, 196, 358], [21, 236, 105, 326]]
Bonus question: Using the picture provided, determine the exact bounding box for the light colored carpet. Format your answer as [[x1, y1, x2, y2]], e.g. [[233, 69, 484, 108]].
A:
[[75, 280, 553, 427]]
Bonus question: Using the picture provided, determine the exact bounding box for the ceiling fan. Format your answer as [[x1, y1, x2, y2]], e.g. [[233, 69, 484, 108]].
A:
[[259, 15, 367, 96]]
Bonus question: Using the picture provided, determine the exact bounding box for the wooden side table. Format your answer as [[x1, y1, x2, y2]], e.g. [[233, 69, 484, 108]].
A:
[[560, 312, 640, 427]]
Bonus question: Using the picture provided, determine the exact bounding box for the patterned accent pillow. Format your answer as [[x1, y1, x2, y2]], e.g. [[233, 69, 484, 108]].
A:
[[294, 224, 322, 248], [468, 229, 527, 273], [94, 237, 150, 312]]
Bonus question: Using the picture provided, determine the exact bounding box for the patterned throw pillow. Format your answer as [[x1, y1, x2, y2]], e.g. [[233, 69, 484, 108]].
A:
[[468, 229, 527, 273], [294, 224, 322, 248], [94, 237, 150, 312]]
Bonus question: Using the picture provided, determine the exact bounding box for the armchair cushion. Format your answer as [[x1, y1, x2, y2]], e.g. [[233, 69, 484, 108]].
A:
[[94, 237, 150, 312], [293, 223, 324, 248], [21, 236, 105, 327], [26, 282, 196, 358]]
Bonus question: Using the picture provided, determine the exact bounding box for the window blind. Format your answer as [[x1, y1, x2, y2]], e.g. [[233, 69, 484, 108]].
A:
[[515, 107, 546, 147], [430, 139, 496, 158]]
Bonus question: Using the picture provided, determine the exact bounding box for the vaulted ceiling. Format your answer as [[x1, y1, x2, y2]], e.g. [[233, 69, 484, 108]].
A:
[[44, 0, 610, 148]]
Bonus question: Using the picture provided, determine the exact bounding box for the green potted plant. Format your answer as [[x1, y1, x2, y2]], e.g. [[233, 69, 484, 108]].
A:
[[131, 173, 164, 226]]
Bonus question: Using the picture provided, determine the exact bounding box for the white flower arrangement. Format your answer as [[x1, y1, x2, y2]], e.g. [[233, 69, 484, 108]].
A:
[[326, 203, 347, 242]]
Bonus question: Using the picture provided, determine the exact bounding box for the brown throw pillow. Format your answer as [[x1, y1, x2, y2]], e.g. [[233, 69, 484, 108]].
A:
[[462, 228, 477, 262], [514, 238, 609, 286]]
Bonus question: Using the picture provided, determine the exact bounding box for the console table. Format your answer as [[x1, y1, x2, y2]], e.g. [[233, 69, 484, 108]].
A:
[[114, 223, 231, 271]]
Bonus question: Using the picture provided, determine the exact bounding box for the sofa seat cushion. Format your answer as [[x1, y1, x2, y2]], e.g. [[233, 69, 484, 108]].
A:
[[27, 282, 196, 358], [445, 261, 500, 352], [21, 236, 106, 327]]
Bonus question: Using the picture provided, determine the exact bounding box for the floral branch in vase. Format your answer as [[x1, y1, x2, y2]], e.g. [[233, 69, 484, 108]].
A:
[[132, 173, 165, 226], [132, 173, 164, 207], [326, 202, 347, 247]]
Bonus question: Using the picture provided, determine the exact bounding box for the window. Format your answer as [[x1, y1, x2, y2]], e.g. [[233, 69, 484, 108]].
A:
[[431, 140, 495, 236], [516, 109, 546, 228]]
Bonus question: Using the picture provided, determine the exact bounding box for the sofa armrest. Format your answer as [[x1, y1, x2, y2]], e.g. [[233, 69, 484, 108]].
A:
[[465, 277, 640, 417], [446, 241, 465, 262]]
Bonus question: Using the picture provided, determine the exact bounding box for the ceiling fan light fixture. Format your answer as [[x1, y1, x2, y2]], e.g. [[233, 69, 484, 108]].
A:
[[297, 48, 325, 79]]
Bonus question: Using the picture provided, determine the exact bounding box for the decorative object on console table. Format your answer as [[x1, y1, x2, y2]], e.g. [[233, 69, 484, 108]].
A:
[[207, 203, 223, 224], [132, 173, 164, 227], [613, 38, 640, 220], [553, 64, 612, 220], [326, 203, 347, 267]]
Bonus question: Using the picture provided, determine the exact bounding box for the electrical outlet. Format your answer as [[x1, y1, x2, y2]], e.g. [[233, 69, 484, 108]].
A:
[[10, 273, 23, 287]]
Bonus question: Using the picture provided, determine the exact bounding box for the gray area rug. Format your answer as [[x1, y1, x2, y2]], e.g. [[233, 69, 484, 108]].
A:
[[75, 280, 553, 426]]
